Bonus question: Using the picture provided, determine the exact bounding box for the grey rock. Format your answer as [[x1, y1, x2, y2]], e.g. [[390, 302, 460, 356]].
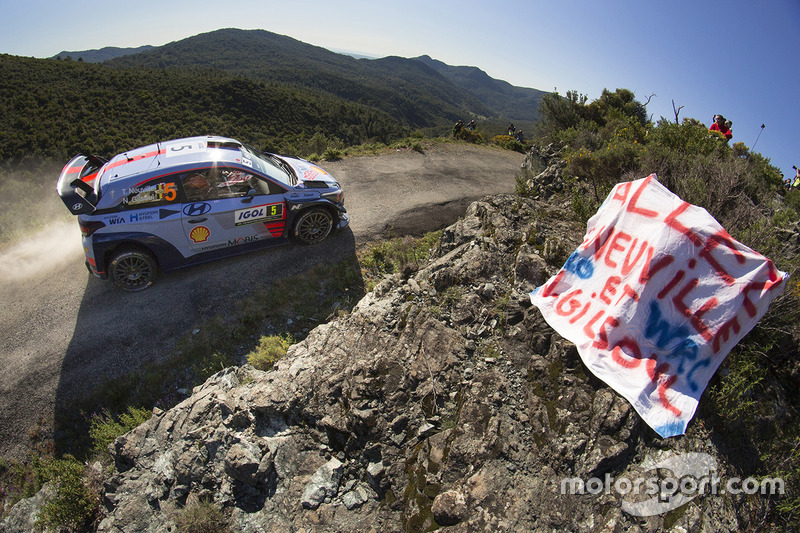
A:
[[300, 457, 344, 510]]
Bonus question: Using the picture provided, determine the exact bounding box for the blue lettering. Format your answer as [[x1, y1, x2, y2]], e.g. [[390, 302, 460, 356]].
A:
[[563, 251, 594, 279], [644, 301, 704, 391]]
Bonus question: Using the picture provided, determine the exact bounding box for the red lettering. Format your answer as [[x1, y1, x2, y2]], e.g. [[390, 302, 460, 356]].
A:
[[664, 201, 703, 246], [699, 231, 747, 285], [555, 289, 583, 316], [612, 181, 632, 204], [639, 254, 674, 284], [740, 280, 784, 319], [605, 231, 632, 268], [626, 176, 659, 218], [690, 297, 718, 342], [616, 284, 640, 306], [583, 310, 606, 342], [592, 315, 620, 350], [646, 356, 682, 417], [713, 316, 741, 353], [588, 225, 615, 261], [599, 276, 621, 305], [541, 270, 566, 298], [569, 300, 591, 324], [657, 270, 685, 299], [658, 375, 682, 417], [672, 277, 715, 341], [621, 240, 649, 277], [611, 337, 643, 368]]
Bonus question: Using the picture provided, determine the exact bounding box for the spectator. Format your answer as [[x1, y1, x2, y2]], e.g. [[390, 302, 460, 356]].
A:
[[709, 114, 732, 141]]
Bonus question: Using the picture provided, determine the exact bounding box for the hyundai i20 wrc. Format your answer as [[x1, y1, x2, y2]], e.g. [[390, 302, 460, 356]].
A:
[[57, 136, 348, 291]]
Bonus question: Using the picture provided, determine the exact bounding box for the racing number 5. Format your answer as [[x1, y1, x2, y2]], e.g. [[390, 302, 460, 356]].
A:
[[164, 182, 177, 202]]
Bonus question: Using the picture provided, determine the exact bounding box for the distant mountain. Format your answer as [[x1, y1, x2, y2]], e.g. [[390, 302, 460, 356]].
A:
[[105, 29, 496, 129], [51, 45, 155, 63], [413, 55, 546, 124], [43, 29, 549, 134]]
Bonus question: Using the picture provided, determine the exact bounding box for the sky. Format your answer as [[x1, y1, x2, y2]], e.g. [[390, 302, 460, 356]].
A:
[[1, 0, 798, 179]]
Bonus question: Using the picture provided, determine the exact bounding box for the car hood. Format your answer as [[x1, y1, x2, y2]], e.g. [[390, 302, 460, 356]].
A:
[[282, 157, 339, 188]]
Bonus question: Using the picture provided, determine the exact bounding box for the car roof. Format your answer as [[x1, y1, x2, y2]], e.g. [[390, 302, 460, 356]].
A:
[[98, 136, 244, 189]]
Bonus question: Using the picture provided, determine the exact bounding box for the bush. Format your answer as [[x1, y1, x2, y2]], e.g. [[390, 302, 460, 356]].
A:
[[322, 148, 342, 161], [89, 407, 152, 460], [490, 135, 524, 153], [174, 496, 231, 533], [246, 334, 294, 371], [35, 456, 99, 532]]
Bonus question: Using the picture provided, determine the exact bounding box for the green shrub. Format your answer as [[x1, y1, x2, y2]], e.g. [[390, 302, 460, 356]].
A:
[[246, 334, 294, 371], [490, 134, 524, 153], [358, 232, 441, 288], [35, 455, 99, 532], [175, 496, 231, 533], [89, 406, 152, 459], [454, 128, 484, 144], [322, 148, 342, 161]]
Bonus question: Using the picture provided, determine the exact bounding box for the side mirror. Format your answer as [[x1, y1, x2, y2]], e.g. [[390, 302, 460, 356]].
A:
[[241, 188, 257, 203]]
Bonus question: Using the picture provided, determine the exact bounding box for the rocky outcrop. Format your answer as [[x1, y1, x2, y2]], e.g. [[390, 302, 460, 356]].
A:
[[7, 192, 767, 532], [520, 143, 569, 200]]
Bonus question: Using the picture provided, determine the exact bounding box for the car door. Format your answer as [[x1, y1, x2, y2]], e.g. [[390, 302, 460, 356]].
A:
[[180, 167, 287, 255]]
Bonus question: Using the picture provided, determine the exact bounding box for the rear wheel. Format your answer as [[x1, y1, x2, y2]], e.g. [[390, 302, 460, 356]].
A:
[[292, 207, 333, 245], [109, 249, 158, 291]]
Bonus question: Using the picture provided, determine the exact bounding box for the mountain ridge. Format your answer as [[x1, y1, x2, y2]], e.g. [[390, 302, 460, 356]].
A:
[[53, 28, 545, 128]]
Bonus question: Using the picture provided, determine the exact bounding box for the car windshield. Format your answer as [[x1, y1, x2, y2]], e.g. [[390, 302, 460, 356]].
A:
[[241, 145, 296, 187]]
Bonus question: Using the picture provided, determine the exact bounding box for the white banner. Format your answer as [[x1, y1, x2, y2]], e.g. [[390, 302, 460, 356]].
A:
[[530, 175, 787, 437]]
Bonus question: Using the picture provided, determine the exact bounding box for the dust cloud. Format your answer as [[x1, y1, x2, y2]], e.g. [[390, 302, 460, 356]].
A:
[[0, 221, 83, 282]]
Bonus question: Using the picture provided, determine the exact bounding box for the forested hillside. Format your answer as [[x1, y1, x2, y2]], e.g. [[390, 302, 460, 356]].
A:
[[106, 28, 495, 128], [0, 53, 407, 168]]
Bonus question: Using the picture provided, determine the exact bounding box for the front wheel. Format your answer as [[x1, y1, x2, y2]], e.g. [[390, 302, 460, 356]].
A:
[[292, 207, 333, 245], [109, 249, 159, 291]]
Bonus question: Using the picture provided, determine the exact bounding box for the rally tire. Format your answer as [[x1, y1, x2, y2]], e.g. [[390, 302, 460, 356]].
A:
[[292, 207, 333, 245], [109, 248, 159, 292]]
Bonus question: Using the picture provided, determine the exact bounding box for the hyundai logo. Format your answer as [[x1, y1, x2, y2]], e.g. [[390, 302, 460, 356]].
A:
[[183, 202, 212, 216]]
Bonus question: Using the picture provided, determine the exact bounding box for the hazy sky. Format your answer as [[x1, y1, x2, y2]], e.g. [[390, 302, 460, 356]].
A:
[[2, 0, 798, 177]]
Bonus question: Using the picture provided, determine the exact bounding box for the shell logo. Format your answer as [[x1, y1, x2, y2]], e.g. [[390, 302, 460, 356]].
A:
[[190, 225, 211, 243]]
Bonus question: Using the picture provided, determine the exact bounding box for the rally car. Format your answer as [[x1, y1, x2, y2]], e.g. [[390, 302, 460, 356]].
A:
[[57, 136, 348, 291]]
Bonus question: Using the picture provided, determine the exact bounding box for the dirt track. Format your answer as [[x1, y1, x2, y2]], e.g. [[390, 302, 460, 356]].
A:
[[0, 143, 525, 460]]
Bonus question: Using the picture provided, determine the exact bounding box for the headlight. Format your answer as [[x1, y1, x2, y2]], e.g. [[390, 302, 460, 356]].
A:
[[323, 190, 344, 204]]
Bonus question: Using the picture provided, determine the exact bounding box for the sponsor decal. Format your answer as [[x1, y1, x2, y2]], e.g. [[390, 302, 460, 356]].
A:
[[129, 210, 158, 223], [183, 202, 212, 216], [72, 202, 84, 211], [200, 242, 228, 251], [189, 225, 211, 243], [234, 202, 284, 226], [159, 208, 180, 219], [105, 215, 126, 225], [165, 141, 205, 157], [228, 235, 260, 246], [242, 157, 253, 168]]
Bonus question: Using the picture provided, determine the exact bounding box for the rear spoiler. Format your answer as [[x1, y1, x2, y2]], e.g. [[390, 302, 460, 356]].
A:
[[56, 154, 106, 215]]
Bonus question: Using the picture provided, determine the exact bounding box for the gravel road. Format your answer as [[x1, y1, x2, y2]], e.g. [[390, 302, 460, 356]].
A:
[[0, 143, 525, 460]]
